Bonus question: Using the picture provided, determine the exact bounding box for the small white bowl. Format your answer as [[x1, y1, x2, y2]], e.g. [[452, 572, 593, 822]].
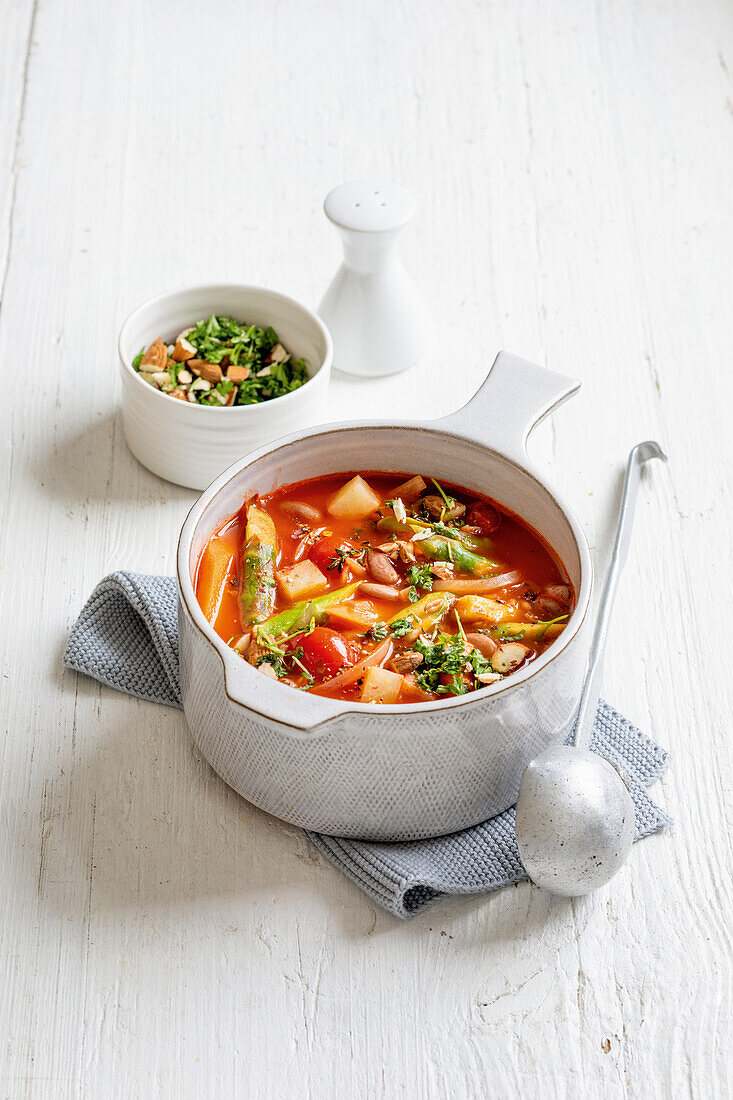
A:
[[118, 284, 333, 490]]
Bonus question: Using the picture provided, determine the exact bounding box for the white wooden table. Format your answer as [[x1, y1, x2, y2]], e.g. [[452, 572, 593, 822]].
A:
[[1, 1, 731, 1096]]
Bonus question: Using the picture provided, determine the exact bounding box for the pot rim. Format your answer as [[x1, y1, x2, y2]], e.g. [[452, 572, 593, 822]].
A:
[[118, 281, 334, 417], [177, 419, 593, 727]]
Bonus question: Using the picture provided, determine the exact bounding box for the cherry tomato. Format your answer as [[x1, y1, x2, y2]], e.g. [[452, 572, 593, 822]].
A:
[[465, 501, 501, 535], [289, 627, 359, 680], [309, 536, 356, 575]]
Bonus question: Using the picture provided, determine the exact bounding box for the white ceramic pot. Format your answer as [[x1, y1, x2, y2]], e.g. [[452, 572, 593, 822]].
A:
[[118, 284, 333, 490], [177, 351, 593, 841]]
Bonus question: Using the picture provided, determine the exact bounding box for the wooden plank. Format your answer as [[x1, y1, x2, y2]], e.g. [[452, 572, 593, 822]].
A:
[[0, 0, 730, 1095]]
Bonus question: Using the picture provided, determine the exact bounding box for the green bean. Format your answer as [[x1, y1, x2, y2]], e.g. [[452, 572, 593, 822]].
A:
[[376, 516, 498, 568], [414, 518, 495, 556], [492, 616, 568, 642], [258, 581, 361, 637], [388, 590, 455, 631]]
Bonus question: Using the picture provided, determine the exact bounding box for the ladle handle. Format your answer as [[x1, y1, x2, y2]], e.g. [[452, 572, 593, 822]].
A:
[[573, 441, 667, 749]]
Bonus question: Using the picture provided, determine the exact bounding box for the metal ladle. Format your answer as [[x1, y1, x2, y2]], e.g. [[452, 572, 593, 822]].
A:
[[515, 441, 667, 896]]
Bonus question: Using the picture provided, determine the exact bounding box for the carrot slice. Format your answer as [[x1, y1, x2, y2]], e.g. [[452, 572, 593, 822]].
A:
[[197, 539, 235, 628]]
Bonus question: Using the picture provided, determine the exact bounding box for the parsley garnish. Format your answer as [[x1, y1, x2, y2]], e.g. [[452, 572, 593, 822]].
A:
[[327, 547, 351, 573], [363, 621, 388, 642], [412, 632, 494, 696], [256, 652, 289, 678], [390, 618, 414, 638], [407, 564, 433, 592], [182, 314, 308, 405]]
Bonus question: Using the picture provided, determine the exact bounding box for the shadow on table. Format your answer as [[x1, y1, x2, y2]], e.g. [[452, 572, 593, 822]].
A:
[[28, 668, 578, 942], [31, 411, 195, 507], [26, 670, 387, 937]]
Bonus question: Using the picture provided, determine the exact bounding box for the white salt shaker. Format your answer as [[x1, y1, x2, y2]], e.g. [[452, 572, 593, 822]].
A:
[[318, 180, 431, 377]]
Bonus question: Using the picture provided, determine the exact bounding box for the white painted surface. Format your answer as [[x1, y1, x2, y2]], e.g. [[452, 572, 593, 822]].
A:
[[0, 0, 730, 1096]]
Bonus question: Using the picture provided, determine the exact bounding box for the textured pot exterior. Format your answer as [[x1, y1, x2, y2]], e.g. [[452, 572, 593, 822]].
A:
[[177, 352, 593, 841], [118, 284, 333, 490], [179, 595, 589, 839]]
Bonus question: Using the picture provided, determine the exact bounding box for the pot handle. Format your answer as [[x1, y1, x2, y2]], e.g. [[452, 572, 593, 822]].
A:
[[221, 651, 348, 736], [437, 351, 580, 468]]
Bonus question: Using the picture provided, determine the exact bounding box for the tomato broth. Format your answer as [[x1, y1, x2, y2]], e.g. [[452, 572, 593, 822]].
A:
[[195, 471, 575, 705]]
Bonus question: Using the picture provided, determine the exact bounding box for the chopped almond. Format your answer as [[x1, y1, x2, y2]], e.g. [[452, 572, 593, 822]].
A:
[[172, 336, 196, 362], [227, 364, 250, 384], [189, 359, 223, 384], [225, 387, 237, 406], [140, 338, 167, 371], [389, 651, 423, 675], [491, 642, 530, 674], [267, 342, 290, 364]]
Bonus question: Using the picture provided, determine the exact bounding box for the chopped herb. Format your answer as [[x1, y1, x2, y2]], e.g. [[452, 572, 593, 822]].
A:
[[256, 652, 289, 678], [253, 622, 316, 682], [407, 564, 433, 592], [134, 315, 308, 406], [412, 632, 493, 696], [327, 545, 366, 572], [363, 621, 388, 642], [390, 618, 414, 638], [327, 547, 351, 573]]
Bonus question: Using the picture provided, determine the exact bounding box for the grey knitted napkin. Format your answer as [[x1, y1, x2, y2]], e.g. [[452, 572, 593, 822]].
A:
[[64, 572, 671, 918]]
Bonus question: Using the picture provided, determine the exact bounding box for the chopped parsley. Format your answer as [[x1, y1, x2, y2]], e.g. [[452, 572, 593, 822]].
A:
[[407, 564, 433, 602], [253, 623, 315, 684], [390, 618, 414, 638], [363, 621, 388, 642], [134, 314, 308, 406], [413, 632, 495, 696]]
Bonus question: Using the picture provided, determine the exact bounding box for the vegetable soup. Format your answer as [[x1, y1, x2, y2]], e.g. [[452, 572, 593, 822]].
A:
[[195, 472, 575, 705]]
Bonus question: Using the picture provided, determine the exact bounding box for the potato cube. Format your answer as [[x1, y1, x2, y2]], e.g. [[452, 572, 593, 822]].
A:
[[454, 595, 512, 625], [360, 665, 403, 704], [326, 600, 379, 630], [276, 560, 328, 602], [327, 475, 381, 518]]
